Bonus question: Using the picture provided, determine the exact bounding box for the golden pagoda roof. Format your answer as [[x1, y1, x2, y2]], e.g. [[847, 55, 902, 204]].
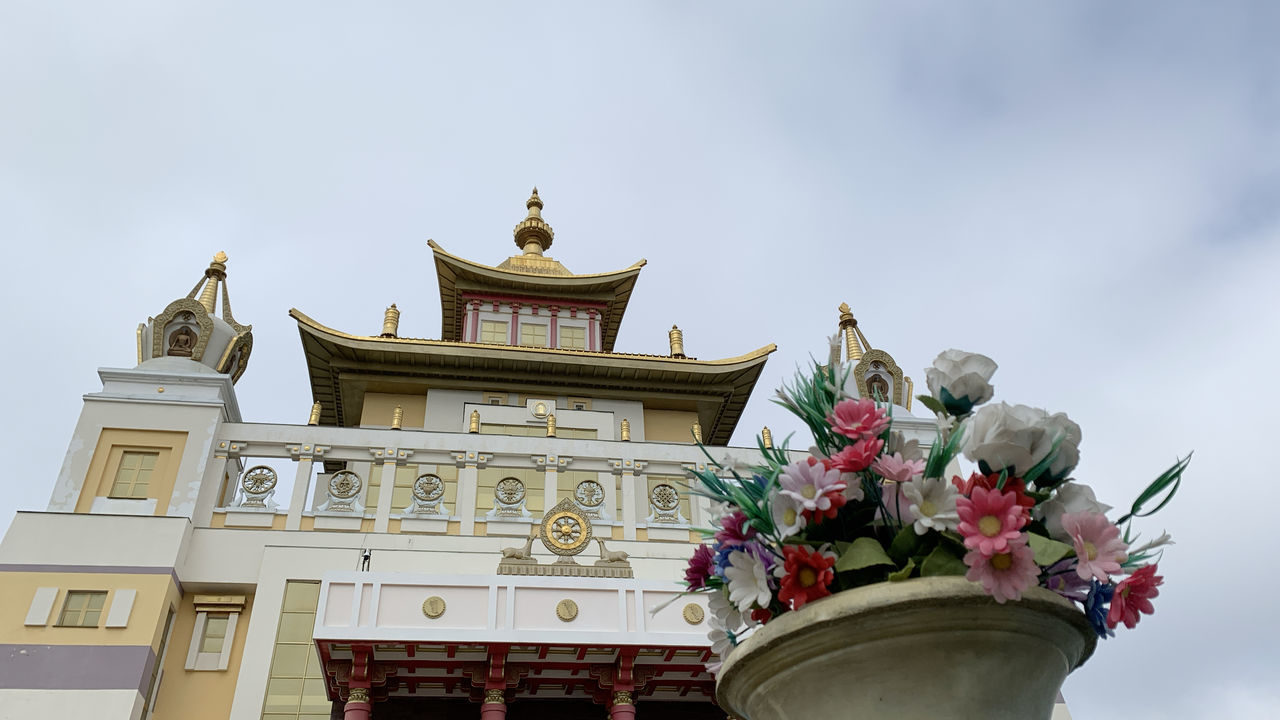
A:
[[290, 309, 775, 444], [429, 239, 646, 353]]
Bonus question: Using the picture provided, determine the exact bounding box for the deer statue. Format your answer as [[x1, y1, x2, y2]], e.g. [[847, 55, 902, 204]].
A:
[[594, 537, 629, 564], [501, 529, 538, 560]]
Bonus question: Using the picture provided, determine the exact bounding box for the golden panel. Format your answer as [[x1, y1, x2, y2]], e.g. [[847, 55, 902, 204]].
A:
[[555, 599, 578, 622]]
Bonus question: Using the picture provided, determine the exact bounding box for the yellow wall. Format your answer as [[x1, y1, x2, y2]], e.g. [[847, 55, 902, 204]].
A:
[[359, 393, 427, 429], [642, 409, 698, 443], [74, 428, 189, 515], [0, 571, 178, 649], [149, 594, 255, 720]]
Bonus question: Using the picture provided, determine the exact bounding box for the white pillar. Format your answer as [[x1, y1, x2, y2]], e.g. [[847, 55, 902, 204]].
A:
[[543, 462, 558, 513], [374, 461, 397, 533], [458, 464, 479, 535], [285, 457, 314, 531], [620, 471, 637, 541]]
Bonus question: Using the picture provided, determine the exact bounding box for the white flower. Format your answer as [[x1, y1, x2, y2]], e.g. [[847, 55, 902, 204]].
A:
[[887, 431, 924, 462], [841, 472, 866, 501], [963, 402, 1057, 477], [1129, 531, 1175, 557], [901, 477, 960, 535], [1040, 412, 1083, 481], [708, 589, 743, 632], [724, 549, 773, 613], [926, 350, 998, 415], [770, 490, 807, 538], [1037, 482, 1113, 542]]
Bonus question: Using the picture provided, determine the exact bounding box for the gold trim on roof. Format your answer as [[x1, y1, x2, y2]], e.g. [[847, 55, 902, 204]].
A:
[[290, 308, 776, 366], [429, 239, 646, 280]]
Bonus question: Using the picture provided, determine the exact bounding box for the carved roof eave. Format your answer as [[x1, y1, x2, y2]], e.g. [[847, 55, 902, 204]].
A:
[[429, 240, 646, 353], [291, 309, 775, 445]]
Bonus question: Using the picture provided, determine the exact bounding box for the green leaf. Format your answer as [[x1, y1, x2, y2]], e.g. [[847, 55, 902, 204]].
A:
[[1027, 533, 1073, 567], [916, 394, 946, 415], [888, 526, 920, 564], [836, 536, 896, 572], [921, 545, 969, 577], [888, 558, 917, 581]]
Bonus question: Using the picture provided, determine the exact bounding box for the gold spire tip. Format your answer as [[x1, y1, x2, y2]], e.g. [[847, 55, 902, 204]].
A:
[[214, 251, 228, 264]]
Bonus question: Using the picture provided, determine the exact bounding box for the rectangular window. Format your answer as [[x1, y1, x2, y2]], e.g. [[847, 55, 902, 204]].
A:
[[201, 612, 230, 653], [482, 392, 507, 406], [479, 320, 508, 344], [559, 326, 585, 350], [58, 590, 107, 627], [519, 323, 547, 347], [261, 582, 330, 720], [110, 451, 158, 498]]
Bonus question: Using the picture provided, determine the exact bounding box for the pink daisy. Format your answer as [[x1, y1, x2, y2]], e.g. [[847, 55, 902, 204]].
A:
[[1107, 564, 1163, 630], [779, 458, 846, 513], [827, 398, 890, 441], [1061, 511, 1128, 583], [963, 535, 1039, 604], [870, 452, 925, 484], [956, 486, 1028, 556]]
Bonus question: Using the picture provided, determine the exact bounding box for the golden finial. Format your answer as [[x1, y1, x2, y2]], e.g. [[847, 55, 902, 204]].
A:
[[391, 404, 403, 430], [669, 325, 686, 358], [904, 376, 914, 411], [196, 251, 229, 314], [838, 302, 863, 362], [469, 409, 480, 433], [691, 419, 703, 444], [308, 401, 322, 426], [762, 426, 773, 449], [381, 303, 400, 338], [620, 418, 631, 442], [514, 187, 554, 255], [546, 413, 557, 437]]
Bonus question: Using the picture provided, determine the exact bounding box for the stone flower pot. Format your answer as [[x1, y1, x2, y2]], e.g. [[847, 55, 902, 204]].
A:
[[716, 577, 1096, 720]]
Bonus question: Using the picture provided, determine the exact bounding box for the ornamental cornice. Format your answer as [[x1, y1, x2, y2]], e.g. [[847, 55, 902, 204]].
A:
[[369, 447, 415, 465]]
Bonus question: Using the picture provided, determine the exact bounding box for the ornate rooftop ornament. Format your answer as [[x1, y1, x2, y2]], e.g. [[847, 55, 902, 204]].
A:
[[136, 251, 253, 382], [513, 187, 555, 256]]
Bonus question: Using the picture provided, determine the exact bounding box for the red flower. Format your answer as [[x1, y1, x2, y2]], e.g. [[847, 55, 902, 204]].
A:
[[952, 472, 1034, 513], [831, 438, 884, 473], [750, 607, 773, 625], [1107, 564, 1163, 629], [778, 545, 837, 610]]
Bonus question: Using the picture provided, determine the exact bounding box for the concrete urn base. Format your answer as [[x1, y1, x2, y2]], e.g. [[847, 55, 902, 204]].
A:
[[715, 577, 1096, 720]]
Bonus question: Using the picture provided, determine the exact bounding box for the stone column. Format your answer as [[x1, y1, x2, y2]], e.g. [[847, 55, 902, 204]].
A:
[[609, 690, 636, 720], [468, 299, 482, 343], [285, 456, 314, 530], [587, 309, 599, 351], [343, 686, 372, 720], [548, 306, 560, 348], [480, 688, 507, 719], [373, 455, 398, 533]]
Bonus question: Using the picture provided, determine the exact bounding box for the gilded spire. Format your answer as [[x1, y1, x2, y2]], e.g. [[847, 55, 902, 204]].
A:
[[838, 302, 863, 362], [513, 187, 555, 255], [620, 418, 631, 442], [546, 413, 557, 437], [391, 404, 404, 430], [195, 251, 229, 314], [308, 401, 322, 426], [691, 419, 703, 444], [469, 409, 481, 433], [761, 426, 773, 449]]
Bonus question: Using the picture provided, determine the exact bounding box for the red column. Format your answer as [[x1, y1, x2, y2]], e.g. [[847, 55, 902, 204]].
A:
[[609, 689, 636, 719], [480, 688, 507, 719], [343, 685, 372, 720], [467, 300, 481, 343], [509, 303, 521, 345], [548, 306, 559, 348]]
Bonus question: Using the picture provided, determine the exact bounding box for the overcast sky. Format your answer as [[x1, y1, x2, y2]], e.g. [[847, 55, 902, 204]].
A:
[[2, 2, 1278, 717]]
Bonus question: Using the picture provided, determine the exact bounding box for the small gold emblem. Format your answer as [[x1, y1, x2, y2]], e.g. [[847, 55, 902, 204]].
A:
[[556, 598, 578, 622], [422, 596, 446, 619], [682, 603, 705, 625]]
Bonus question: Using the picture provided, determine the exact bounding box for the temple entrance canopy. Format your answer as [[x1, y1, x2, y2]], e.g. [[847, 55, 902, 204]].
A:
[[314, 572, 715, 717]]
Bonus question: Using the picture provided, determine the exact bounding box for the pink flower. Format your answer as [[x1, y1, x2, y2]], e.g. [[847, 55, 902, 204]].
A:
[[830, 437, 884, 473], [876, 481, 915, 525], [1107, 564, 1163, 629], [1061, 511, 1128, 583], [685, 544, 715, 589], [964, 535, 1040, 604], [779, 459, 846, 513], [871, 452, 925, 484], [827, 398, 891, 441], [715, 511, 757, 545], [956, 486, 1028, 556]]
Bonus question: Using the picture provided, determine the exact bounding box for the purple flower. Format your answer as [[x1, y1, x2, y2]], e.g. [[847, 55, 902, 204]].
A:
[[1044, 559, 1091, 602]]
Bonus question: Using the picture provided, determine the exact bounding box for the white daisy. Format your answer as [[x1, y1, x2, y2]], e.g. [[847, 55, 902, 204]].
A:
[[770, 490, 807, 538], [901, 477, 960, 535], [724, 549, 773, 613]]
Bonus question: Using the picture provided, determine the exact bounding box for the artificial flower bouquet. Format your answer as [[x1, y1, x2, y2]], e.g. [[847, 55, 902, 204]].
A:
[[683, 348, 1188, 673]]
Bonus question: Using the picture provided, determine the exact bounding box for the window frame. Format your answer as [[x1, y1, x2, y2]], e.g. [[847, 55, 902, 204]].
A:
[[479, 320, 508, 344], [108, 450, 160, 499], [56, 590, 108, 627], [558, 325, 586, 350], [185, 596, 245, 671]]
